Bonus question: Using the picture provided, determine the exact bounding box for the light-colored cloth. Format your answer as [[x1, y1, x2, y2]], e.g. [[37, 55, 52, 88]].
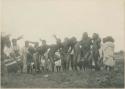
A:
[[102, 42, 115, 67], [11, 45, 21, 60], [55, 59, 61, 67], [4, 46, 13, 57], [99, 44, 103, 58], [44, 49, 49, 59], [41, 57, 45, 67], [70, 49, 74, 55], [11, 45, 20, 52], [55, 51, 60, 57]]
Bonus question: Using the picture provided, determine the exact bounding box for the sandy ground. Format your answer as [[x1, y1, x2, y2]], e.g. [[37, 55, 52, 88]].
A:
[[1, 59, 124, 88]]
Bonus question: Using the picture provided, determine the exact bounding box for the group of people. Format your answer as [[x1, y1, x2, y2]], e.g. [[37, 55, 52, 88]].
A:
[[1, 32, 115, 74]]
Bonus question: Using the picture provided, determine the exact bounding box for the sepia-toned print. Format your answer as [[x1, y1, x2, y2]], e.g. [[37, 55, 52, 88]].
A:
[[1, 0, 125, 88]]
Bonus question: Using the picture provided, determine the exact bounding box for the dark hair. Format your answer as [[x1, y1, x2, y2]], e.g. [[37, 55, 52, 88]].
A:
[[106, 36, 114, 42], [42, 40, 46, 43], [12, 39, 17, 43], [28, 46, 35, 54], [92, 33, 99, 40], [82, 32, 88, 40], [103, 36, 114, 43], [103, 38, 106, 43], [25, 41, 29, 44]]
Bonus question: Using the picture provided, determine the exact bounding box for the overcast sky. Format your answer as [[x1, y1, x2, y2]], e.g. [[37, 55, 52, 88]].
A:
[[2, 0, 125, 52]]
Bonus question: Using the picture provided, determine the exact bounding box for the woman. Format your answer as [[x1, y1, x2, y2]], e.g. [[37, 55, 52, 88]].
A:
[[102, 36, 115, 71]]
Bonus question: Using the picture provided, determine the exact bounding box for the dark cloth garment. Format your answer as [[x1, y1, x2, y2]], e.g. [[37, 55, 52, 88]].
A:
[[39, 44, 49, 56], [61, 40, 70, 54], [72, 42, 81, 71], [92, 38, 101, 51], [92, 38, 101, 70], [92, 38, 101, 60], [33, 53, 40, 72], [93, 51, 100, 70], [26, 53, 33, 65], [60, 40, 71, 71], [61, 53, 70, 71], [48, 44, 58, 57], [81, 37, 92, 58], [48, 43, 62, 57]]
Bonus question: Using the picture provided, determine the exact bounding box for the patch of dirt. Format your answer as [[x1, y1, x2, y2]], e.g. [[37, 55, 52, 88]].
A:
[[1, 59, 124, 88]]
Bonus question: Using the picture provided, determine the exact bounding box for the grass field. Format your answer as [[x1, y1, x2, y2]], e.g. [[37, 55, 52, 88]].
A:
[[1, 58, 124, 88]]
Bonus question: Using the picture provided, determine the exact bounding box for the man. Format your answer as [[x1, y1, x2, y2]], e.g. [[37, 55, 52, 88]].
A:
[[80, 32, 92, 70], [80, 32, 92, 57], [61, 37, 71, 71], [73, 41, 81, 71], [12, 39, 20, 56], [91, 33, 101, 71], [1, 33, 11, 84], [39, 40, 49, 56], [28, 41, 41, 73], [39, 40, 49, 72], [11, 35, 23, 56], [3, 36, 22, 73], [21, 41, 30, 73], [11, 35, 23, 73], [48, 44, 57, 72], [3, 40, 13, 59], [69, 37, 77, 70], [27, 46, 35, 73], [33, 46, 40, 73]]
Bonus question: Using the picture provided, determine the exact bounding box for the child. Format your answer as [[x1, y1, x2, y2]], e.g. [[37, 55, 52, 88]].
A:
[[55, 59, 61, 72], [40, 56, 46, 72], [55, 52, 61, 72]]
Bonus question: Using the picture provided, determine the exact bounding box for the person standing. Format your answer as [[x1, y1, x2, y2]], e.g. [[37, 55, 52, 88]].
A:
[[21, 41, 30, 73], [91, 33, 101, 71], [1, 33, 11, 85], [11, 36, 23, 73], [39, 40, 49, 72], [80, 32, 92, 70], [61, 37, 71, 71], [102, 36, 115, 71]]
